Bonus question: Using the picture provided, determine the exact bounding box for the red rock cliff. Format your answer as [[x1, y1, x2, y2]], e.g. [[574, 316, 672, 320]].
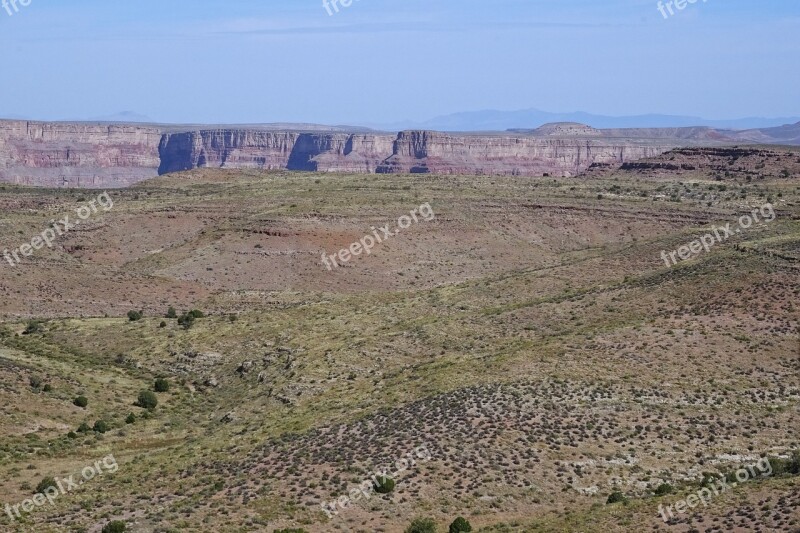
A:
[[0, 120, 688, 187], [0, 120, 162, 187]]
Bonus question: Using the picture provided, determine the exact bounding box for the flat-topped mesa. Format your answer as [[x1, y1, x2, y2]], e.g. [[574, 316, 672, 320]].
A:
[[376, 130, 672, 177], [158, 131, 397, 175], [0, 120, 738, 187], [532, 122, 602, 136]]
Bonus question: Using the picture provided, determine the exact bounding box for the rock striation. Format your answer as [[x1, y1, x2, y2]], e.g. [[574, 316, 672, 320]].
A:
[[158, 126, 685, 180], [3, 119, 783, 188], [375, 130, 670, 177], [0, 121, 162, 188]]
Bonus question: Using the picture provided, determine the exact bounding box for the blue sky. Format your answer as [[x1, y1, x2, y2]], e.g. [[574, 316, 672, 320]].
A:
[[0, 0, 798, 124]]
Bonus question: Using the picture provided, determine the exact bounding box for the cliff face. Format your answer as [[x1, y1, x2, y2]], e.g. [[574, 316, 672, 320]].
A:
[[159, 131, 301, 174], [159, 131, 396, 174], [376, 131, 672, 177], [0, 120, 686, 188], [0, 121, 162, 187], [295, 133, 397, 173]]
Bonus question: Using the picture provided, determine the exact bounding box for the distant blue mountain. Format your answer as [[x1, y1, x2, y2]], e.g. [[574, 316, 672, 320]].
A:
[[373, 109, 800, 132], [89, 111, 153, 123]]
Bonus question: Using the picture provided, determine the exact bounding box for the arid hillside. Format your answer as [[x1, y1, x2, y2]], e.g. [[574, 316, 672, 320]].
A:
[[0, 152, 798, 532]]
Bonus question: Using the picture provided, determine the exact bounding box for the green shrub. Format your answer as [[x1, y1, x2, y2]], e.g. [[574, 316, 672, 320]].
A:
[[77, 422, 91, 433], [29, 376, 43, 389], [406, 518, 438, 533], [102, 521, 127, 533], [177, 309, 205, 329], [449, 517, 472, 533], [42, 384, 52, 392], [125, 413, 136, 424], [23, 320, 43, 335], [127, 310, 143, 322], [73, 396, 88, 408], [35, 477, 57, 494], [166, 306, 177, 319], [700, 472, 720, 488], [790, 451, 800, 475], [374, 475, 395, 494], [606, 491, 627, 504], [136, 390, 158, 409], [93, 420, 109, 433], [154, 378, 170, 393], [159, 321, 167, 328], [67, 431, 77, 439], [654, 483, 673, 496], [177, 313, 195, 330], [769, 452, 800, 476]]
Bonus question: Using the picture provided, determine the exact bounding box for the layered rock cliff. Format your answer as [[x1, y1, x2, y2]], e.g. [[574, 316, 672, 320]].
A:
[[0, 121, 162, 187], [376, 131, 670, 177], [157, 131, 398, 175], [0, 120, 708, 188]]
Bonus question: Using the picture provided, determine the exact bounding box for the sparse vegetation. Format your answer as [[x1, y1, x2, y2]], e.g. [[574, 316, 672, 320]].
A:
[[606, 491, 628, 504], [449, 516, 473, 532], [177, 310, 204, 330], [154, 378, 170, 392], [406, 517, 438, 533], [101, 521, 127, 533], [374, 475, 396, 494], [0, 164, 797, 531], [136, 390, 158, 410], [23, 320, 43, 335], [654, 483, 673, 496], [35, 477, 57, 494]]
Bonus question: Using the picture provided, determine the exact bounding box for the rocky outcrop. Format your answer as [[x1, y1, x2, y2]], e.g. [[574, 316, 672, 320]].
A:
[[0, 120, 732, 187], [376, 130, 673, 177]]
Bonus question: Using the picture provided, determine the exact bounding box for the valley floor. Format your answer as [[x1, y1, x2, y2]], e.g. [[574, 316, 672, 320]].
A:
[[0, 155, 798, 532]]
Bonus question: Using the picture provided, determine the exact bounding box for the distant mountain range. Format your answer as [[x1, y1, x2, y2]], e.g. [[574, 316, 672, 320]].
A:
[[3, 109, 799, 136], [372, 109, 800, 132]]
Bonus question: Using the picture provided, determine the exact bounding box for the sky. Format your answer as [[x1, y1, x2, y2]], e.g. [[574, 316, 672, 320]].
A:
[[0, 0, 798, 125]]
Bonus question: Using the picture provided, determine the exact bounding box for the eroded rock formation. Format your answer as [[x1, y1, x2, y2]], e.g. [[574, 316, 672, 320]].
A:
[[0, 121, 162, 187], [0, 120, 742, 187]]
